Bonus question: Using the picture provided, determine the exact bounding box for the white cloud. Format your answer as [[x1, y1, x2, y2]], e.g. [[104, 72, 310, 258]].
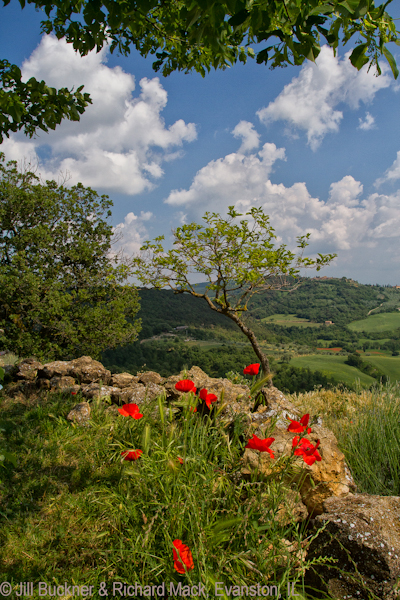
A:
[[231, 121, 260, 153], [110, 211, 154, 260], [257, 46, 391, 150], [1, 35, 197, 195], [374, 150, 400, 187], [358, 112, 375, 131], [160, 145, 400, 281]]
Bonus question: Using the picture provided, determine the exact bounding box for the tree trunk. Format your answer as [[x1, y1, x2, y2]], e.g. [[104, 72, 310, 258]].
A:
[[225, 312, 273, 387]]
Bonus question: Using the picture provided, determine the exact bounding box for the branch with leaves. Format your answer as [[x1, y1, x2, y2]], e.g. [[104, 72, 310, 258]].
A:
[[130, 205, 337, 381]]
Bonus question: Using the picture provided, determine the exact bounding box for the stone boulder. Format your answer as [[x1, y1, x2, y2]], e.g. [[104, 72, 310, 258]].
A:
[[67, 356, 111, 384], [110, 372, 140, 388], [67, 402, 91, 426], [16, 357, 44, 381], [38, 360, 71, 379], [304, 493, 400, 600]]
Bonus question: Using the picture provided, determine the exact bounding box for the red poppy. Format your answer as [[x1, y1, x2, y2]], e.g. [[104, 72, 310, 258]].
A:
[[71, 391, 77, 396], [189, 406, 197, 413], [172, 539, 194, 574], [199, 388, 218, 409], [245, 434, 275, 458], [287, 413, 312, 434], [118, 403, 143, 419], [175, 380, 197, 394], [177, 457, 184, 464], [121, 450, 143, 461], [243, 363, 260, 376], [292, 437, 322, 466]]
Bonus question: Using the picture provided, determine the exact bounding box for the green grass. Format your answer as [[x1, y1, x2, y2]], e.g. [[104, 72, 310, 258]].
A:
[[361, 355, 400, 382], [288, 382, 400, 497], [0, 371, 336, 600], [260, 314, 323, 328], [2, 357, 400, 599], [290, 355, 376, 387], [348, 312, 400, 333]]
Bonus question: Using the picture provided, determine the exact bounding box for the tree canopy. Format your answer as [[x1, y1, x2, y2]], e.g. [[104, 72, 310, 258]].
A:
[[0, 152, 142, 361], [1, 0, 399, 141], [130, 205, 336, 380]]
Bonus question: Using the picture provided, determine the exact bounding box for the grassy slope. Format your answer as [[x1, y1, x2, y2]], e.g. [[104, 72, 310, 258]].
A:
[[348, 312, 400, 333], [290, 355, 376, 387], [261, 314, 323, 328]]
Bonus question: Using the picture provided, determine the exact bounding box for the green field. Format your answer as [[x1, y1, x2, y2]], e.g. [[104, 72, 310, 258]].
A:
[[290, 355, 376, 387], [290, 353, 400, 387], [261, 313, 323, 328], [362, 355, 400, 382], [348, 312, 400, 333]]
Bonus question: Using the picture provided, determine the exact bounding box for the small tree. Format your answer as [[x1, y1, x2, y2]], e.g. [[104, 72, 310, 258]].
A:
[[130, 206, 336, 383], [0, 153, 142, 361]]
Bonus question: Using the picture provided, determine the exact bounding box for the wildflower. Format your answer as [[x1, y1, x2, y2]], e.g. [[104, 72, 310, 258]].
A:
[[118, 403, 143, 419], [175, 379, 197, 394], [243, 363, 260, 376], [199, 388, 218, 409], [287, 413, 312, 434], [292, 437, 322, 466], [71, 391, 77, 396], [121, 450, 142, 461], [173, 539, 194, 574], [177, 457, 184, 464], [245, 434, 275, 458]]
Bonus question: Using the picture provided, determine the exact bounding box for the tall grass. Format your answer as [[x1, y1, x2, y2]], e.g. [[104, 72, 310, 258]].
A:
[[0, 371, 329, 599], [1, 354, 399, 599], [288, 380, 400, 496]]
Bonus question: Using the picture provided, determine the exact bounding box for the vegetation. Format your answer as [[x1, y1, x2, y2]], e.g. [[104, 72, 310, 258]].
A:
[[0, 153, 142, 361], [1, 349, 400, 599], [130, 205, 335, 380], [2, 0, 399, 146], [290, 381, 400, 496], [348, 311, 400, 333]]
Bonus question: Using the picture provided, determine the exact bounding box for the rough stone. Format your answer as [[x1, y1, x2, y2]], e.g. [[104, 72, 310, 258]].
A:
[[110, 372, 139, 388], [67, 356, 111, 384], [38, 360, 71, 379], [15, 357, 44, 381], [49, 376, 77, 391], [66, 402, 91, 425], [242, 419, 358, 517], [80, 383, 120, 400], [304, 493, 400, 600]]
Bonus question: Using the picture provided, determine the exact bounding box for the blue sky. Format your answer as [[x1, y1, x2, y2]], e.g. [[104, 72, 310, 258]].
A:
[[2, 1, 400, 286]]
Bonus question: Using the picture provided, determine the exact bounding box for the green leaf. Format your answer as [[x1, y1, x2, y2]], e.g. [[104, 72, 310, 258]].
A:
[[383, 45, 399, 79], [349, 43, 369, 70]]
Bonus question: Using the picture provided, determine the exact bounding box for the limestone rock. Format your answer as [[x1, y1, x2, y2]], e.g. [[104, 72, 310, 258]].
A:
[[242, 412, 357, 517], [305, 493, 400, 600], [67, 356, 111, 384], [163, 365, 253, 419], [49, 376, 77, 391], [67, 402, 91, 425], [110, 372, 139, 388], [81, 383, 120, 400], [15, 357, 44, 381], [137, 371, 165, 385], [38, 360, 70, 379]]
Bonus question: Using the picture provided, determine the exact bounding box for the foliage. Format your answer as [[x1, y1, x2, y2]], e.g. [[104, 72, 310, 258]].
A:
[[0, 382, 337, 599], [2, 0, 399, 139], [0, 59, 92, 143], [345, 352, 387, 383], [130, 205, 336, 378], [0, 365, 17, 469], [272, 364, 338, 394], [0, 153, 142, 361], [8, 0, 400, 77]]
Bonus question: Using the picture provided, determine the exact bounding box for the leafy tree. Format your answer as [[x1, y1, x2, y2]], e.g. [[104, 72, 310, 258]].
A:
[[130, 205, 336, 382], [1, 0, 399, 140], [0, 152, 142, 361]]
